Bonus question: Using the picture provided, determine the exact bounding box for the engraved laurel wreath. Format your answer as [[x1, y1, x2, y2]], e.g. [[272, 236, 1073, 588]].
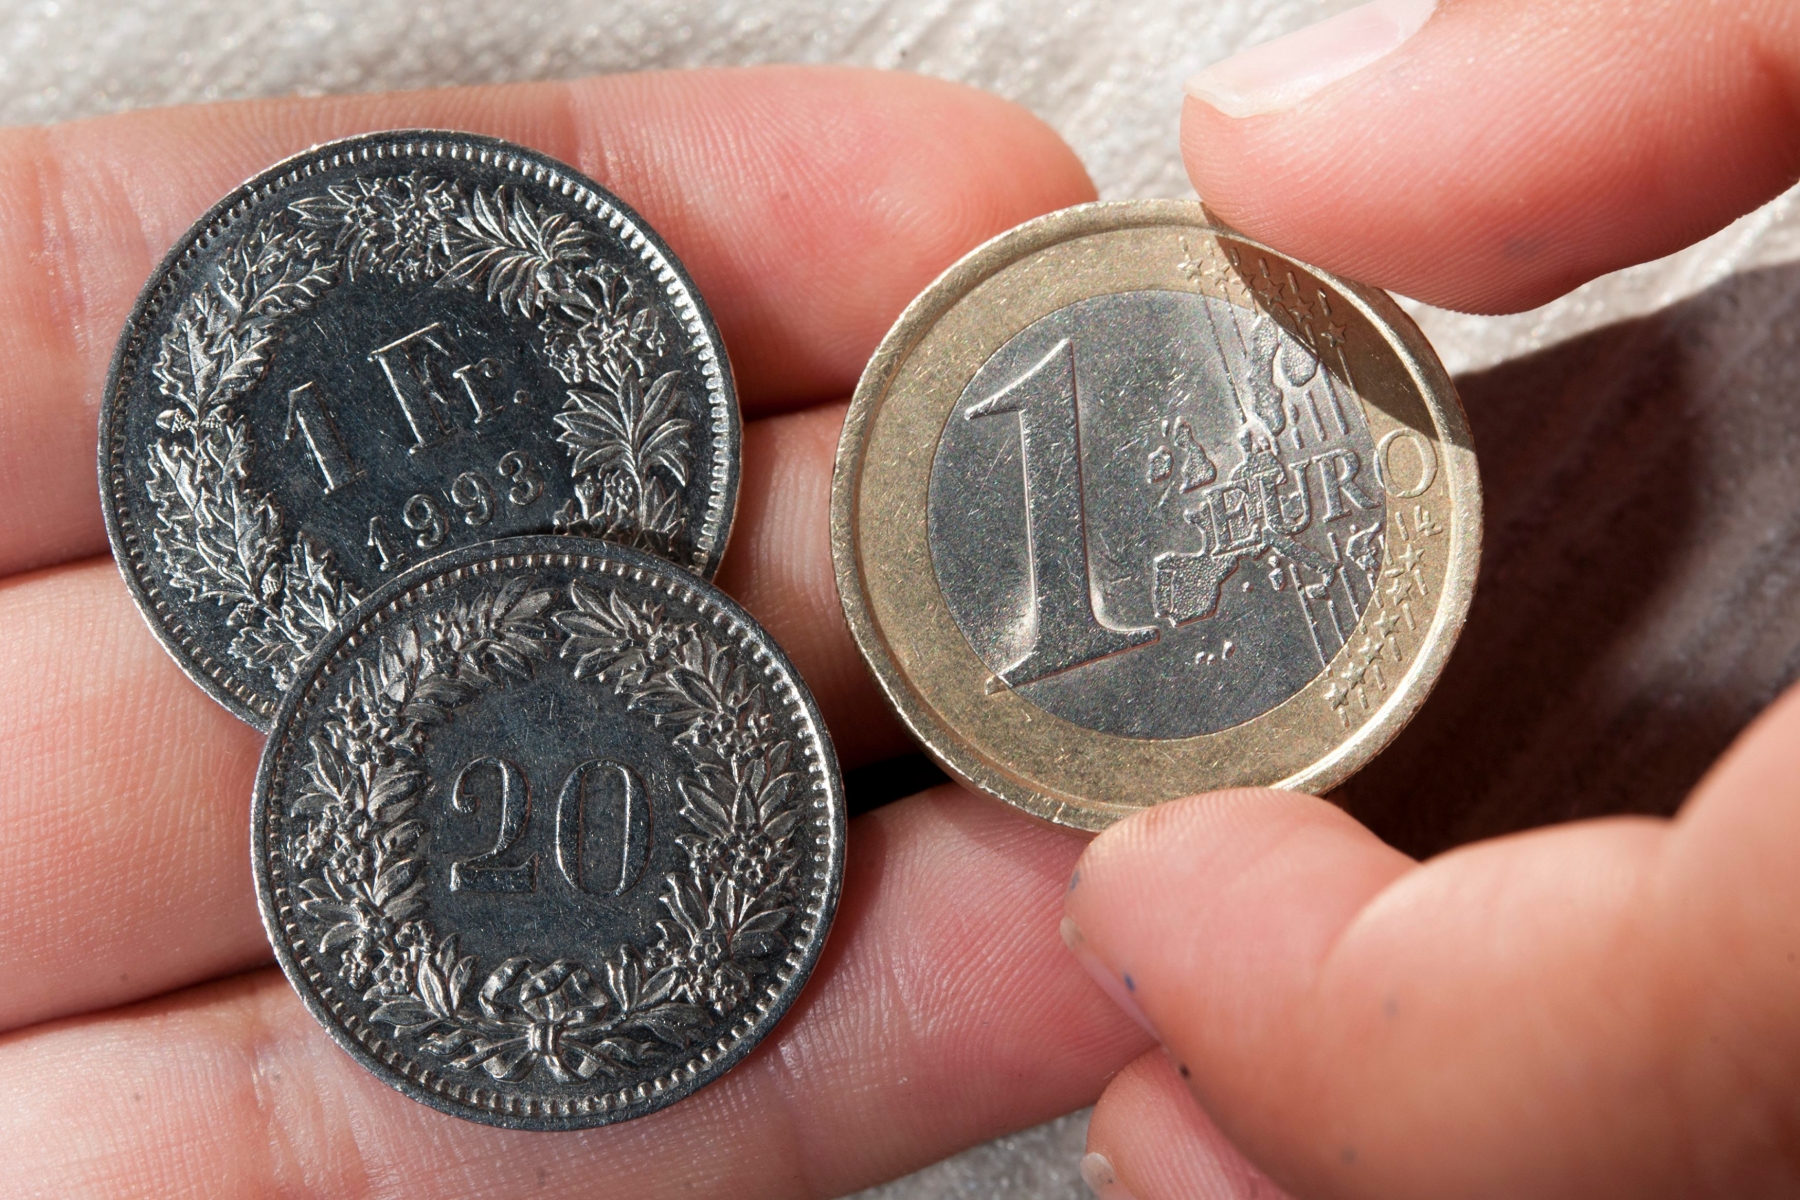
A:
[[143, 173, 696, 691], [281, 573, 805, 1086]]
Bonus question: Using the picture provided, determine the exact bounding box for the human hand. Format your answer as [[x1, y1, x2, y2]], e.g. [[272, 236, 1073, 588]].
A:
[[0, 68, 1160, 1197], [1068, 3, 1800, 1197]]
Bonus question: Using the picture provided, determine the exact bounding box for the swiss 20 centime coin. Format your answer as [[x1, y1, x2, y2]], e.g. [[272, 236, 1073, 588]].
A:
[[833, 201, 1480, 830], [253, 536, 844, 1129], [101, 130, 739, 729]]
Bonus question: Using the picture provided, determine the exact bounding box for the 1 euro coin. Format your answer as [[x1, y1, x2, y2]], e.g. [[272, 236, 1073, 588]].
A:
[[832, 200, 1480, 830]]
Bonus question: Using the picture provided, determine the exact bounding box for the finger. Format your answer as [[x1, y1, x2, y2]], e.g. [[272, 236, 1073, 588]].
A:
[[716, 402, 909, 769], [1084, 1052, 1292, 1200], [0, 65, 1093, 578], [1064, 790, 1642, 1196], [0, 787, 1150, 1200], [1067, 789, 1414, 1055], [1180, 0, 1800, 313], [1067, 686, 1800, 1196], [0, 404, 902, 1033], [0, 558, 268, 1031]]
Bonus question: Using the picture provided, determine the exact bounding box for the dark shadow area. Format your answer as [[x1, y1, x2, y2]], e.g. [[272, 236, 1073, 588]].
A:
[[1338, 261, 1800, 858], [846, 752, 950, 817]]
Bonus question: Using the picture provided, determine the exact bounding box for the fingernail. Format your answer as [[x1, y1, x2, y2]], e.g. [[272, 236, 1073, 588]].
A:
[[1061, 916, 1158, 1039], [1081, 1152, 1140, 1200], [1185, 0, 1437, 118]]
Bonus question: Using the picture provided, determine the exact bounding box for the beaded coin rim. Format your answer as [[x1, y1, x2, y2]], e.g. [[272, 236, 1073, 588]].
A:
[[99, 129, 739, 731], [251, 535, 844, 1131]]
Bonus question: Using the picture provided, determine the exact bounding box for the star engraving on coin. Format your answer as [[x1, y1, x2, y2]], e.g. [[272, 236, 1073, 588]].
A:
[[253, 537, 844, 1130], [833, 200, 1481, 829], [100, 131, 739, 728]]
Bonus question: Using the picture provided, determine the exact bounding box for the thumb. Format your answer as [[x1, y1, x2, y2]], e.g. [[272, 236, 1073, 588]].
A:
[[1062, 678, 1800, 1200], [1060, 788, 1672, 1198]]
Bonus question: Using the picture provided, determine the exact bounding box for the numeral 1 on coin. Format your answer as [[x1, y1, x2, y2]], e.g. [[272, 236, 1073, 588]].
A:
[[285, 381, 359, 494], [965, 339, 1156, 687], [366, 516, 405, 571]]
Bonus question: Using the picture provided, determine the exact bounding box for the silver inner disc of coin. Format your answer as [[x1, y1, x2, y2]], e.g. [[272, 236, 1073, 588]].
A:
[[928, 289, 1386, 739], [100, 131, 739, 728], [252, 536, 843, 1131]]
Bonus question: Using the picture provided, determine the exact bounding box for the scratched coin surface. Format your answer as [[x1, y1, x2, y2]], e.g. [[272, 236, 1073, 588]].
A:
[[833, 200, 1480, 830], [100, 130, 738, 729], [253, 536, 844, 1130]]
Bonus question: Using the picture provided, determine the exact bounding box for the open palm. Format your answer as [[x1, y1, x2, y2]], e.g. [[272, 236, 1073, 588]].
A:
[[0, 68, 1147, 1197]]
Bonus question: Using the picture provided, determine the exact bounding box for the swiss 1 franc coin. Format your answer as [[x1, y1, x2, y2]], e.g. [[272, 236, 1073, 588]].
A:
[[833, 201, 1480, 830], [101, 130, 739, 730], [253, 536, 843, 1129]]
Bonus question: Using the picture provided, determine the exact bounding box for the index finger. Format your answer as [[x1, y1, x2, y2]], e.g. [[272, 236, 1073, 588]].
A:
[[0, 66, 1094, 577], [1181, 0, 1800, 313]]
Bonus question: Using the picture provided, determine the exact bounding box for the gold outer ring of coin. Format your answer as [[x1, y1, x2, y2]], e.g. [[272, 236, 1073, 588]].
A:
[[831, 199, 1482, 831]]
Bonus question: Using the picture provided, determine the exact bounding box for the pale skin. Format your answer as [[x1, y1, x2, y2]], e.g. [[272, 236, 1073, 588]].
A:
[[0, 3, 1798, 1194]]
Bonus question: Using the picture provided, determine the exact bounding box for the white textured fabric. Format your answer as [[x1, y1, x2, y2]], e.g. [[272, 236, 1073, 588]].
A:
[[0, 0, 1354, 196], [2, 0, 1795, 379], [2, 2, 1796, 1196]]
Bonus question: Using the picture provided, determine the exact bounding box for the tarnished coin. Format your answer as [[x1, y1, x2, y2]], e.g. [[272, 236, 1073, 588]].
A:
[[253, 536, 843, 1130], [101, 130, 738, 729], [832, 201, 1480, 830]]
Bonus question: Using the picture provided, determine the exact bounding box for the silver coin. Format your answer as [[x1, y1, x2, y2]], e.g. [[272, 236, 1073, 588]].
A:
[[252, 536, 844, 1130], [100, 131, 739, 730]]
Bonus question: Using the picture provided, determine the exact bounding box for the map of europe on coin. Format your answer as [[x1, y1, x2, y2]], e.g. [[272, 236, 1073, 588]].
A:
[[253, 537, 844, 1129], [834, 201, 1481, 830], [100, 131, 739, 729]]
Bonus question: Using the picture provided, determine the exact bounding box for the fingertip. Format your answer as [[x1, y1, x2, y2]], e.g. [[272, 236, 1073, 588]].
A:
[[1069, 787, 1381, 910], [1065, 788, 1410, 1060], [1080, 1151, 1141, 1200]]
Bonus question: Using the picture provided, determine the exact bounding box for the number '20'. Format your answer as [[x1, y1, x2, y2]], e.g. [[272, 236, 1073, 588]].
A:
[[448, 757, 651, 898]]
